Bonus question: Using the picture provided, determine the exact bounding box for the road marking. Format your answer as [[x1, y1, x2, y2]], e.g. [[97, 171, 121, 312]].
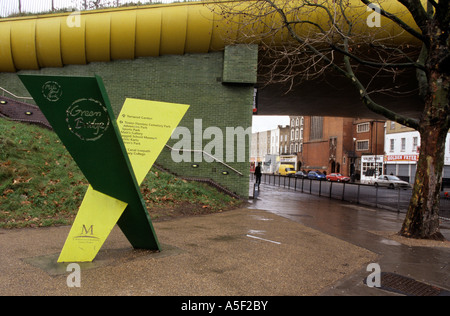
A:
[[246, 234, 281, 245]]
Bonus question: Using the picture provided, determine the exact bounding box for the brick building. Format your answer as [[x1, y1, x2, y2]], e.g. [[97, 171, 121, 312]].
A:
[[289, 116, 304, 155], [279, 125, 290, 155], [301, 117, 385, 178], [352, 119, 385, 181]]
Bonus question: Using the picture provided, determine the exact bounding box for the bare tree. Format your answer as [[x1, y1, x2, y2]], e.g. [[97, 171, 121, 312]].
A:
[[212, 0, 449, 240]]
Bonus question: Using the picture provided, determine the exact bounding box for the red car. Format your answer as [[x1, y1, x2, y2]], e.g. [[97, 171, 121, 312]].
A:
[[326, 173, 350, 182]]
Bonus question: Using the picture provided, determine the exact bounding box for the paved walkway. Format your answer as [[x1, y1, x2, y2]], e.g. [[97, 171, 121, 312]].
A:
[[0, 183, 449, 296], [250, 184, 450, 295]]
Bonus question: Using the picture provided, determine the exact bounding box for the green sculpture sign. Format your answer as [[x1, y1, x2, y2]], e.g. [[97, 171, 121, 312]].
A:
[[19, 75, 189, 262]]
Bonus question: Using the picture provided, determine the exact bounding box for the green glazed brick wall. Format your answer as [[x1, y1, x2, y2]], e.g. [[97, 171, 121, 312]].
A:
[[0, 45, 257, 198], [223, 45, 258, 84]]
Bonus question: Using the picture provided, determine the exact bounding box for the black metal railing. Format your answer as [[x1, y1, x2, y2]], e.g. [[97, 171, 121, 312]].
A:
[[250, 173, 450, 220]]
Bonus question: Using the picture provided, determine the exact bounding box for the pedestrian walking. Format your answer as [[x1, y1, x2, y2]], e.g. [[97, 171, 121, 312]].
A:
[[255, 162, 262, 188]]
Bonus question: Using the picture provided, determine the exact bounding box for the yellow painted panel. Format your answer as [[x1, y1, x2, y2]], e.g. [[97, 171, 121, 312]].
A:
[[160, 6, 187, 55], [185, 6, 213, 54], [136, 8, 162, 57], [0, 0, 423, 72], [111, 11, 136, 60], [36, 18, 63, 68], [10, 20, 39, 70], [85, 13, 111, 62], [0, 24, 16, 72], [60, 14, 87, 65], [210, 10, 239, 51], [117, 98, 190, 185], [57, 186, 128, 263]]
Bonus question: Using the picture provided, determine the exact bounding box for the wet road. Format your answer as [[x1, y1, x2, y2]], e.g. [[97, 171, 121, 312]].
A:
[[248, 184, 450, 295], [253, 175, 450, 219]]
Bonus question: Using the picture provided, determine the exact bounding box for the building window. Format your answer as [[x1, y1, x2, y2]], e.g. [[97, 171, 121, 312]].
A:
[[296, 118, 299, 126], [390, 139, 394, 152], [412, 137, 418, 152], [356, 140, 369, 151], [330, 137, 337, 146], [357, 122, 370, 133], [300, 128, 303, 140], [295, 129, 299, 140], [291, 130, 294, 140], [310, 116, 323, 141], [390, 121, 395, 129], [295, 143, 298, 152], [401, 138, 406, 152]]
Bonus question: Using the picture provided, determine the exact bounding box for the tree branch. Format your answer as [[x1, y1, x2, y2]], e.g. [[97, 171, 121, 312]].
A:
[[397, 0, 430, 31], [330, 44, 427, 71], [343, 54, 420, 129], [263, 0, 351, 78], [359, 0, 425, 42], [427, 0, 438, 10], [264, 0, 420, 130]]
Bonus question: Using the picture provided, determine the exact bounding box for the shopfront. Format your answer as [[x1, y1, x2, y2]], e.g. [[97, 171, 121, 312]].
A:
[[384, 154, 419, 183], [360, 155, 384, 184]]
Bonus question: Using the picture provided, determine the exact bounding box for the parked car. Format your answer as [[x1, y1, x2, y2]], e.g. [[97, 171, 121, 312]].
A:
[[326, 173, 350, 182], [373, 175, 411, 189], [294, 171, 308, 178], [307, 171, 326, 180]]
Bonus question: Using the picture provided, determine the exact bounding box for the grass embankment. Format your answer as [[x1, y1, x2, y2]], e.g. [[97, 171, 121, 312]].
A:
[[0, 119, 242, 228]]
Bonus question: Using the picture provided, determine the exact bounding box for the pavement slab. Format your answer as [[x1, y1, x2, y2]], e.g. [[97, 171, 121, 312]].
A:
[[0, 208, 377, 296]]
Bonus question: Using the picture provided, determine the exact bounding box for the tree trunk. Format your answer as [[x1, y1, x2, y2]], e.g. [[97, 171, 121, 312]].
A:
[[400, 74, 449, 240], [400, 120, 447, 240], [399, 13, 449, 241]]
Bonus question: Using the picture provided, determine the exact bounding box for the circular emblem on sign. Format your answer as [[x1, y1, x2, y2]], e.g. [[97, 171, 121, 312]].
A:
[[66, 98, 110, 141], [42, 81, 62, 102]]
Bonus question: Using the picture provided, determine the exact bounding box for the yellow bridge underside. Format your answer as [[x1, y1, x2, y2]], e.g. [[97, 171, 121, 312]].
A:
[[0, 0, 421, 73]]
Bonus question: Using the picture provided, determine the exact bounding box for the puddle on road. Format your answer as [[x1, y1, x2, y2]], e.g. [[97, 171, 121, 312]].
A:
[[250, 215, 273, 221], [379, 238, 402, 246]]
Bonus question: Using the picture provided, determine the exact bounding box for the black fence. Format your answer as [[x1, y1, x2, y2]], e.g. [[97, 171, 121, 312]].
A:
[[251, 173, 450, 220]]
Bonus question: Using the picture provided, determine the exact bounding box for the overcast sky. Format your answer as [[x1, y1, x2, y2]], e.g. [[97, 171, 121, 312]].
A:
[[252, 116, 290, 133]]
